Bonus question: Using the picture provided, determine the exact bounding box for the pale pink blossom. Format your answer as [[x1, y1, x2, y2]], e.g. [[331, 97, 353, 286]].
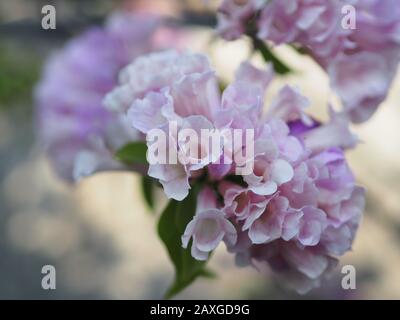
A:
[[104, 50, 219, 117], [251, 241, 338, 294], [301, 108, 358, 152], [216, 0, 400, 122], [267, 85, 313, 126], [329, 51, 399, 123], [217, 0, 263, 40], [243, 119, 303, 196], [147, 115, 222, 200], [182, 187, 237, 260]]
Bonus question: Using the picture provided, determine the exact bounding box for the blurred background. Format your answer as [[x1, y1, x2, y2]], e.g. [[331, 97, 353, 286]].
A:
[[0, 0, 400, 299]]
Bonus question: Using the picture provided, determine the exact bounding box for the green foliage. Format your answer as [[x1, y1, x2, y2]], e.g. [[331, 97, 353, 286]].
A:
[[252, 37, 292, 74], [158, 187, 211, 299], [0, 46, 40, 108], [115, 141, 148, 165], [141, 176, 155, 211]]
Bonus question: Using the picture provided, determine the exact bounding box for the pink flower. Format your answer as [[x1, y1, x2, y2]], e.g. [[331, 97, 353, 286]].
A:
[[234, 61, 275, 92], [104, 50, 219, 117], [312, 148, 356, 206], [216, 62, 273, 131], [267, 85, 313, 126], [209, 63, 364, 292], [352, 0, 400, 51], [107, 50, 220, 200], [114, 52, 277, 200], [246, 196, 302, 244], [243, 119, 302, 195], [279, 160, 320, 209], [35, 11, 161, 181], [147, 115, 222, 200], [250, 241, 338, 294], [300, 108, 358, 152], [244, 157, 294, 196], [182, 187, 237, 260], [101, 51, 365, 292], [219, 181, 269, 222], [329, 51, 399, 123], [217, 0, 400, 123], [318, 184, 365, 256], [296, 206, 327, 246], [235, 193, 327, 246], [217, 0, 262, 40]]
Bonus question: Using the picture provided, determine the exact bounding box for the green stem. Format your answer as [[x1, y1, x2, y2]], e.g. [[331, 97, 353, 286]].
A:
[[252, 37, 291, 75]]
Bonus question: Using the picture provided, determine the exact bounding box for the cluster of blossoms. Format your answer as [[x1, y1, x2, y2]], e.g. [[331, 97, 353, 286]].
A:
[[217, 0, 400, 123], [34, 4, 371, 294], [104, 49, 365, 293], [35, 11, 162, 181]]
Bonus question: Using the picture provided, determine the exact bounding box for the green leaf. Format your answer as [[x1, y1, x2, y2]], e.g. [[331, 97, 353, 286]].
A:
[[199, 268, 217, 279], [115, 142, 147, 164], [141, 176, 155, 211], [0, 46, 40, 108], [224, 174, 247, 187], [158, 187, 211, 299], [252, 37, 292, 75], [290, 44, 308, 55]]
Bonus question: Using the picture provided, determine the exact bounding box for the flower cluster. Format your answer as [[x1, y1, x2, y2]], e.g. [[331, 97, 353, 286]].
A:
[[34, 4, 371, 295], [217, 0, 400, 123], [35, 11, 161, 181], [105, 49, 365, 293]]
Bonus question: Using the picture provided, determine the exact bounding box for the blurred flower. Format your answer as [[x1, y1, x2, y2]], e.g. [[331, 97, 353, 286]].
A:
[[35, 11, 164, 182], [217, 0, 400, 123]]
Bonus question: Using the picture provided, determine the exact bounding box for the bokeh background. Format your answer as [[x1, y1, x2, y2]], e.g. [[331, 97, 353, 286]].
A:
[[1, 0, 400, 299]]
